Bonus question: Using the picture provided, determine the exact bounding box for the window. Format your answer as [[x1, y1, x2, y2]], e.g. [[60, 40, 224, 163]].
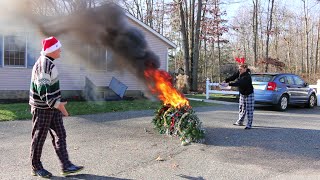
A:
[[106, 49, 113, 71], [279, 77, 286, 83], [251, 75, 274, 82], [286, 76, 295, 85], [3, 35, 26, 67], [88, 46, 106, 70], [293, 76, 304, 86]]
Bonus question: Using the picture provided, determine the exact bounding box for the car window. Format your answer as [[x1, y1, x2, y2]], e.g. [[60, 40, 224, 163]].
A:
[[286, 76, 295, 85], [293, 75, 305, 86], [279, 77, 286, 83], [251, 75, 274, 82]]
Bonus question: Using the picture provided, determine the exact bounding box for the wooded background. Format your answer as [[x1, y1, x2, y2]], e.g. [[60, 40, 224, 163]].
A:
[[30, 0, 320, 92]]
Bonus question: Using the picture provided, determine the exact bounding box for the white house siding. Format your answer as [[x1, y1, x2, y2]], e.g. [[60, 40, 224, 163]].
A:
[[0, 68, 32, 90], [54, 61, 84, 90], [0, 61, 83, 91]]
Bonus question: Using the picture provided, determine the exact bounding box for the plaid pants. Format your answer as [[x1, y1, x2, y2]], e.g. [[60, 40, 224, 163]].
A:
[[30, 108, 72, 170], [237, 93, 254, 127]]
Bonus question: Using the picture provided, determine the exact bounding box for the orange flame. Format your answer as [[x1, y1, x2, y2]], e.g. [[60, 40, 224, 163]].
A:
[[144, 68, 189, 108]]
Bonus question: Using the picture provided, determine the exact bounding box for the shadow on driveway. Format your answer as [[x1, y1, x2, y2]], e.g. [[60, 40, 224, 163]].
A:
[[254, 104, 320, 114], [51, 174, 131, 180], [204, 126, 320, 160]]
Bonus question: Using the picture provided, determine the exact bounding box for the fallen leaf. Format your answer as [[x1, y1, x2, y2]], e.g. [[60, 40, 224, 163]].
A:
[[172, 163, 179, 168], [156, 156, 165, 161]]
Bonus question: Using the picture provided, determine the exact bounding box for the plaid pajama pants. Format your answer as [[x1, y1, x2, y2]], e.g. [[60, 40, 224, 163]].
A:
[[30, 108, 72, 170], [237, 93, 255, 128]]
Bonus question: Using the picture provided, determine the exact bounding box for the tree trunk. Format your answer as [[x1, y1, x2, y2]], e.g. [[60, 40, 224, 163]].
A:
[[160, 0, 165, 34], [198, 0, 208, 82], [200, 0, 208, 78], [191, 0, 202, 91], [265, 0, 275, 72], [146, 0, 153, 28], [284, 37, 292, 72], [178, 1, 190, 80], [211, 43, 215, 81], [189, 0, 195, 90], [252, 0, 258, 65], [303, 0, 310, 76], [301, 30, 304, 74], [315, 18, 320, 74], [260, 10, 264, 61]]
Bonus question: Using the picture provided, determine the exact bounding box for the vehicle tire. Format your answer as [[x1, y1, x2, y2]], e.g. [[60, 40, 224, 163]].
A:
[[277, 94, 288, 111], [305, 93, 316, 108]]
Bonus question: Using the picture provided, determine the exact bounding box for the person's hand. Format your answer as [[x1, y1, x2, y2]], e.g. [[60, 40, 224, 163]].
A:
[[57, 101, 69, 117], [220, 82, 229, 87]]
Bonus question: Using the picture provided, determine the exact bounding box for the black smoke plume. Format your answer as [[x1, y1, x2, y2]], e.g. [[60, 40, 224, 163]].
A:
[[29, 2, 160, 81]]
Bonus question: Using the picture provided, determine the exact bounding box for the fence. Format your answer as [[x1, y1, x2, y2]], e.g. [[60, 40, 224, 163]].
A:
[[205, 78, 239, 99], [206, 78, 320, 106]]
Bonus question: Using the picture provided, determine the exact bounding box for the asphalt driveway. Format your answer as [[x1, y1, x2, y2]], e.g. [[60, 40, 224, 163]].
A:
[[0, 104, 319, 180]]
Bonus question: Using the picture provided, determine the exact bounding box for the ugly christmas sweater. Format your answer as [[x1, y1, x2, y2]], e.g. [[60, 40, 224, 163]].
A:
[[29, 55, 62, 109]]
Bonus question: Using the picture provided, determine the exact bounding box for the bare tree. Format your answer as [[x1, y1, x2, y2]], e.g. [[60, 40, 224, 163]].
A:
[[265, 0, 275, 72], [252, 0, 259, 65], [30, 0, 110, 15], [302, 0, 311, 75], [190, 0, 202, 90], [177, 0, 190, 81], [315, 17, 320, 73]]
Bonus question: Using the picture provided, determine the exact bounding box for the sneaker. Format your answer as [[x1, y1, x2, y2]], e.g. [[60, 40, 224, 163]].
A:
[[244, 127, 252, 130], [233, 122, 244, 126], [61, 164, 84, 176], [31, 168, 52, 178]]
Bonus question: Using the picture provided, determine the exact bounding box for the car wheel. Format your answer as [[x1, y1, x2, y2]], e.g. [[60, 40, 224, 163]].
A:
[[306, 94, 316, 108], [277, 95, 288, 111]]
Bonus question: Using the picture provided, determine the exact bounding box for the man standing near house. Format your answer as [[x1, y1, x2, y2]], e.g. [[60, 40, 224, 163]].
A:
[[29, 36, 83, 178]]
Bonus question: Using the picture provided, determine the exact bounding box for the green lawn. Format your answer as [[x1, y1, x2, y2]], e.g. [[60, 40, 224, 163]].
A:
[[0, 99, 216, 121]]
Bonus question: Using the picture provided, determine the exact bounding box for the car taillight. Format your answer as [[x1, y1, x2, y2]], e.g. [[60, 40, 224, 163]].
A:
[[267, 82, 277, 91]]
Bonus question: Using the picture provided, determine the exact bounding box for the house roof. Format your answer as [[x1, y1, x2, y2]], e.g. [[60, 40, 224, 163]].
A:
[[125, 13, 177, 49]]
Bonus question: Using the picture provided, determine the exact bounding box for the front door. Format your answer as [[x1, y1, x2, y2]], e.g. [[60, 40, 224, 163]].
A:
[[285, 75, 299, 103], [292, 75, 309, 103]]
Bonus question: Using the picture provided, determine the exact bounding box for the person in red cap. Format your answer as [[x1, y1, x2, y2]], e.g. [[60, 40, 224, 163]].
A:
[[223, 62, 254, 129], [29, 36, 83, 178]]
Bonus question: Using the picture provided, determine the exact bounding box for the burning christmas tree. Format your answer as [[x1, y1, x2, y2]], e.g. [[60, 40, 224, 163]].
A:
[[144, 68, 205, 146]]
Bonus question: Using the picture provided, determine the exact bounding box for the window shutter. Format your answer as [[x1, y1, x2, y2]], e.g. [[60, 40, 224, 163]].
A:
[[0, 35, 2, 67]]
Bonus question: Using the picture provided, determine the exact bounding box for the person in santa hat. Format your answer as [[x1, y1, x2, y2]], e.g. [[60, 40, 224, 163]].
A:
[[29, 36, 83, 178]]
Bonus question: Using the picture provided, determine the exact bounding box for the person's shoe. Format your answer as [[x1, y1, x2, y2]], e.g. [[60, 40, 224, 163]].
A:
[[31, 168, 52, 178], [233, 122, 244, 126], [61, 164, 84, 176], [244, 126, 252, 130]]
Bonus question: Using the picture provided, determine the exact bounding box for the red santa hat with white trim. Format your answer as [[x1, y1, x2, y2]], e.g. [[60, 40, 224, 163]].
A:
[[40, 36, 62, 56]]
